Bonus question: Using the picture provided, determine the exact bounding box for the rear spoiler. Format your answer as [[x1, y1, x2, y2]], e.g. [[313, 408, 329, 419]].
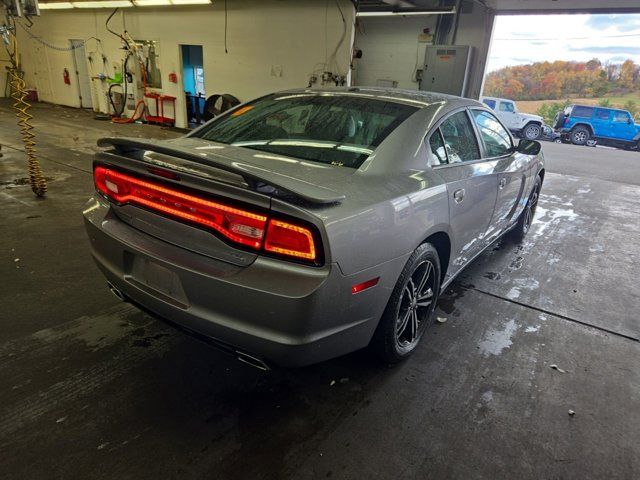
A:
[[97, 137, 345, 205]]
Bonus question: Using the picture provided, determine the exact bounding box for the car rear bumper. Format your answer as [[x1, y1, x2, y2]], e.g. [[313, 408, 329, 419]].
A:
[[83, 195, 402, 367]]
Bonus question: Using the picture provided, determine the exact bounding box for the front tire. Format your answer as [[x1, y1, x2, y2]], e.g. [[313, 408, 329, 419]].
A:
[[511, 175, 542, 241], [570, 126, 590, 146], [523, 123, 542, 140], [371, 243, 441, 363]]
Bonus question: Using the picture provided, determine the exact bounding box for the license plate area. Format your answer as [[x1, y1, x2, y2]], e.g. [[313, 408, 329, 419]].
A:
[[124, 252, 189, 308]]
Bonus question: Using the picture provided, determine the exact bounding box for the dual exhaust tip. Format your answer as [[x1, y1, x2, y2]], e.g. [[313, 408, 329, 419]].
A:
[[105, 282, 270, 371]]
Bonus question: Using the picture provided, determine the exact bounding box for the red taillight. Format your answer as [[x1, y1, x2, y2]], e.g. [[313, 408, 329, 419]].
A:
[[94, 166, 267, 249], [264, 219, 316, 261], [94, 166, 319, 263]]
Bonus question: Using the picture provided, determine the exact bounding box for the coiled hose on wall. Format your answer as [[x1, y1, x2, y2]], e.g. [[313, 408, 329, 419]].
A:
[[4, 23, 47, 197]]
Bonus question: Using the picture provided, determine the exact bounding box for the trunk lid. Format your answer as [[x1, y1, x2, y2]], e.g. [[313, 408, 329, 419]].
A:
[[94, 136, 352, 266]]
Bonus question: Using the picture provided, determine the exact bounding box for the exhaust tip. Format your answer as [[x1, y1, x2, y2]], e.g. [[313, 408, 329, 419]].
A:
[[107, 282, 126, 302], [236, 351, 270, 371]]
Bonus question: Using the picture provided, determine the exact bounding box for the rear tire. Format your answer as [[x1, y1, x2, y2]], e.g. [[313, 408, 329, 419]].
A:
[[371, 243, 441, 364], [511, 176, 542, 241], [523, 123, 542, 140], [570, 126, 590, 146]]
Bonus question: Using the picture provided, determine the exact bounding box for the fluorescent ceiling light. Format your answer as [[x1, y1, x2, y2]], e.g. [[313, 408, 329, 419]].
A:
[[133, 0, 170, 4], [170, 0, 211, 4], [356, 9, 455, 17], [39, 2, 74, 7], [72, 1, 133, 7]]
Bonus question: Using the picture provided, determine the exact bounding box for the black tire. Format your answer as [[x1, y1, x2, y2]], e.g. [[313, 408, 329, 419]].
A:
[[371, 243, 441, 363], [570, 126, 590, 146], [523, 123, 542, 140], [511, 175, 542, 241]]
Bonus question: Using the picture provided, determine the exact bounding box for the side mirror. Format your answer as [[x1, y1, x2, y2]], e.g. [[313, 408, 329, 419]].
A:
[[629, 118, 634, 125], [516, 139, 542, 156]]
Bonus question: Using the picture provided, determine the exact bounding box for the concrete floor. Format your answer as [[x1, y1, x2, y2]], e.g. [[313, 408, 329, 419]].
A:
[[1, 100, 639, 479]]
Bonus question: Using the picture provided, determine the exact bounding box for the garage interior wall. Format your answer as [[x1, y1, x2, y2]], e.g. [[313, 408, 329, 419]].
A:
[[353, 16, 437, 90], [13, 0, 354, 128]]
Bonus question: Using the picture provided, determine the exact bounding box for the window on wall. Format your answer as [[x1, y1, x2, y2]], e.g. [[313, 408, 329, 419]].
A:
[[195, 67, 205, 96]]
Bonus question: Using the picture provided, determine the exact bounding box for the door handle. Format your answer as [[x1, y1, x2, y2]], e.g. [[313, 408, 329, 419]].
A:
[[499, 178, 507, 189], [453, 189, 465, 204]]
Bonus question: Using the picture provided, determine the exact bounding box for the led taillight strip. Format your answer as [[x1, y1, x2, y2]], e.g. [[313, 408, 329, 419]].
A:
[[94, 166, 318, 262]]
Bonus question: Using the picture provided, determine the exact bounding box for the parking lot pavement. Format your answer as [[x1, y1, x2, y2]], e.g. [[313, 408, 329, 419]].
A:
[[542, 141, 640, 186], [1, 101, 639, 479]]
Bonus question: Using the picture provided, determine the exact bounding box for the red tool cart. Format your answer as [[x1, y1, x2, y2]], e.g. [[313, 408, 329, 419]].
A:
[[144, 93, 177, 126]]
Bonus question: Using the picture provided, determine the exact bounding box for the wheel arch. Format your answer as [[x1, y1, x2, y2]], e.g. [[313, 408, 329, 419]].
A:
[[421, 231, 451, 282]]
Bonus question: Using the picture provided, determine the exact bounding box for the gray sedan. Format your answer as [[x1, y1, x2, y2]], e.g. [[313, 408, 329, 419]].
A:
[[84, 88, 544, 369]]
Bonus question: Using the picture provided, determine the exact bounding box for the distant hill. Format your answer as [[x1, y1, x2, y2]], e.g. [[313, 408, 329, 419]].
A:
[[483, 58, 640, 101]]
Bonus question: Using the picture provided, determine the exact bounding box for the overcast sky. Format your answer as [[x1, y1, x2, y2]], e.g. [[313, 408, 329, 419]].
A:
[[487, 14, 640, 72]]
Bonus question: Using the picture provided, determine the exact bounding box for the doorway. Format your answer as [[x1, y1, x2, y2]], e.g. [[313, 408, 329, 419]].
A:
[[69, 39, 92, 109], [180, 45, 205, 128]]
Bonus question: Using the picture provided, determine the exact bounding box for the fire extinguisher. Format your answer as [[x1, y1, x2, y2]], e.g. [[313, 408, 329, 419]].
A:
[[63, 68, 71, 85]]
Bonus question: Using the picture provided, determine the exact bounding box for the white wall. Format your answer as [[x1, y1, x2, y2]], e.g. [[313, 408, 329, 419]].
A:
[[15, 1, 354, 128], [353, 16, 436, 90]]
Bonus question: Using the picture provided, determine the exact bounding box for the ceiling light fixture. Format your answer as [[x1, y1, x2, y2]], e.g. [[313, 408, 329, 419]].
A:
[[356, 8, 456, 17], [71, 1, 133, 7], [132, 0, 171, 5], [38, 1, 74, 7]]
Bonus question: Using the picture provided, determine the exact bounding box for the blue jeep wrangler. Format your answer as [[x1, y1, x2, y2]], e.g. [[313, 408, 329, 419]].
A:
[[554, 104, 640, 150]]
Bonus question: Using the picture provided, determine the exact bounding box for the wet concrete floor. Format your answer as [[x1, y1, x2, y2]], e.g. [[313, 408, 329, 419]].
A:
[[1, 101, 638, 479]]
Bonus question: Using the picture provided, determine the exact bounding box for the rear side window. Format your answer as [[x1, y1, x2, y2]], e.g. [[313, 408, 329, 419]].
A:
[[571, 106, 594, 118], [499, 102, 515, 113], [594, 108, 611, 121], [613, 111, 631, 123], [428, 129, 448, 165], [482, 99, 496, 110], [471, 110, 512, 157], [439, 111, 480, 163]]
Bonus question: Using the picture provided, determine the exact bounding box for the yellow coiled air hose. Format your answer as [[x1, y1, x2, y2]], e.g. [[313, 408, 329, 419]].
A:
[[5, 23, 47, 197]]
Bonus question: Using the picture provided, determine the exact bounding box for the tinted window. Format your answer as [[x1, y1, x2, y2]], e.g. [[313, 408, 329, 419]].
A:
[[194, 94, 418, 169], [594, 108, 610, 120], [429, 129, 448, 165], [472, 110, 512, 157], [439, 111, 480, 163], [482, 99, 496, 109], [499, 102, 515, 113], [613, 111, 631, 123], [571, 106, 594, 118]]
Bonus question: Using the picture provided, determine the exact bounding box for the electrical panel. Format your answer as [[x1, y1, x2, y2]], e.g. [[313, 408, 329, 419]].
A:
[[419, 45, 472, 97]]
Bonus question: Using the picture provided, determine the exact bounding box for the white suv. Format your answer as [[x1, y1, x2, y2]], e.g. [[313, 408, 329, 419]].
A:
[[480, 96, 544, 140]]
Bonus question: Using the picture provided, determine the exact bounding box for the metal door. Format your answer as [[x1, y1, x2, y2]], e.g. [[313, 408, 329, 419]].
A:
[[70, 39, 93, 109], [470, 109, 527, 239]]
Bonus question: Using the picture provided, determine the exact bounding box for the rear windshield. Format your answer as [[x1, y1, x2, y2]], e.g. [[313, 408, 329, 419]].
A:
[[571, 106, 594, 118], [193, 94, 418, 168]]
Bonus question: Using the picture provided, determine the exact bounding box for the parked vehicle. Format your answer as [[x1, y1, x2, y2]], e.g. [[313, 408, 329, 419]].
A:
[[480, 96, 544, 140], [554, 104, 640, 149], [84, 88, 544, 368], [540, 125, 562, 143]]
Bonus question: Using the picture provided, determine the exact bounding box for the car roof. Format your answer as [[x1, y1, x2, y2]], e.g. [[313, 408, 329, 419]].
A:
[[273, 87, 480, 110], [571, 104, 628, 113]]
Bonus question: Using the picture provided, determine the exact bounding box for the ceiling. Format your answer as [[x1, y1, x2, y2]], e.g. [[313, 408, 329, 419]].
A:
[[359, 0, 640, 13]]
